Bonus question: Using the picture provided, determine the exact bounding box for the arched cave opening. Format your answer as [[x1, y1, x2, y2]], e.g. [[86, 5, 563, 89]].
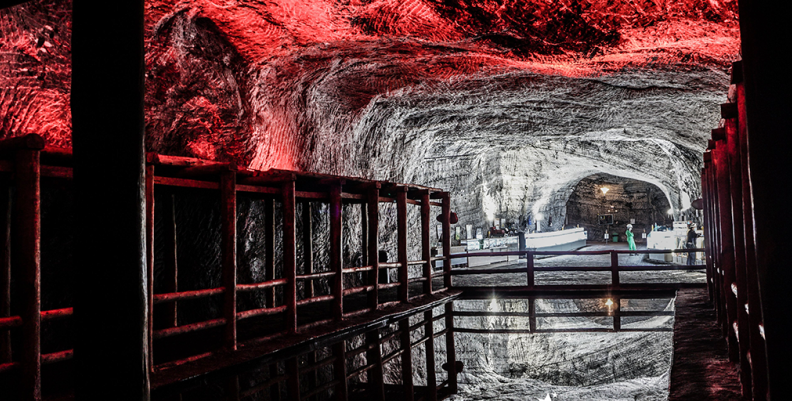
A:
[[565, 173, 671, 243]]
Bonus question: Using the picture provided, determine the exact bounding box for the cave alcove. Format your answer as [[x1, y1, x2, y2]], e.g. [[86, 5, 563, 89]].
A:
[[565, 173, 671, 242]]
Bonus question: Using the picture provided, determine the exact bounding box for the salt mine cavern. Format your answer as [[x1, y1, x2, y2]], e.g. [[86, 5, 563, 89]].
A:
[[0, 0, 790, 400]]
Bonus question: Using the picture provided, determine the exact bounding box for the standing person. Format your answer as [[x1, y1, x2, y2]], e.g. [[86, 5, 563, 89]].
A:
[[626, 224, 636, 254], [686, 224, 700, 266]]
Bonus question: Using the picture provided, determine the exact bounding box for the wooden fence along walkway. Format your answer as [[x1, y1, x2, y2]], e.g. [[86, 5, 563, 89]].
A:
[[700, 61, 768, 400], [0, 134, 709, 401]]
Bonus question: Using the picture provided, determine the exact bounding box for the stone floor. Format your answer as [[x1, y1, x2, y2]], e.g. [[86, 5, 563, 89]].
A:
[[668, 288, 743, 400]]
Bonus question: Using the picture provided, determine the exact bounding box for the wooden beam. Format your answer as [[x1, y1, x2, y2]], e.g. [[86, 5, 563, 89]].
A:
[[15, 148, 41, 400], [221, 171, 237, 350], [444, 302, 457, 394], [302, 202, 314, 298], [367, 188, 380, 310], [283, 180, 297, 334], [366, 329, 385, 401], [424, 310, 438, 401], [145, 165, 155, 370], [0, 185, 11, 363], [397, 190, 409, 302], [330, 185, 344, 320], [399, 318, 414, 401], [441, 193, 451, 289], [333, 342, 349, 401], [421, 192, 432, 295], [163, 193, 178, 328], [264, 197, 276, 308]]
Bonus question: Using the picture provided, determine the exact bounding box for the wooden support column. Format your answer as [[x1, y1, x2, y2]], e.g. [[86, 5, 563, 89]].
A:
[[145, 165, 155, 370], [221, 171, 237, 350], [1, 185, 12, 363], [724, 108, 752, 393], [302, 202, 314, 298], [283, 180, 297, 333], [264, 197, 276, 308], [366, 329, 385, 401], [361, 202, 368, 271], [163, 193, 178, 328], [330, 185, 344, 320], [270, 363, 281, 401], [286, 357, 301, 401], [610, 251, 620, 287], [613, 297, 621, 331], [526, 251, 535, 289], [735, 72, 768, 400], [424, 310, 438, 401], [367, 187, 380, 310], [333, 341, 349, 401], [420, 191, 432, 294], [528, 298, 537, 333], [396, 188, 409, 302], [441, 193, 451, 289], [701, 163, 713, 302], [399, 318, 414, 401], [15, 146, 42, 401], [443, 302, 457, 394], [713, 144, 740, 362], [71, 0, 150, 397]]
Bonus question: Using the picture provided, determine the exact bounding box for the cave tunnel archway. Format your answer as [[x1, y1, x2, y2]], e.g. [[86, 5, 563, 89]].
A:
[[565, 173, 671, 242]]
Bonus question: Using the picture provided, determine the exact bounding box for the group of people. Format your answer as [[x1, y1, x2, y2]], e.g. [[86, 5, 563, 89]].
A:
[[623, 223, 700, 265]]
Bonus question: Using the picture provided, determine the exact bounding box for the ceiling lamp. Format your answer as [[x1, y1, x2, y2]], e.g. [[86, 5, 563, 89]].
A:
[[600, 187, 609, 195]]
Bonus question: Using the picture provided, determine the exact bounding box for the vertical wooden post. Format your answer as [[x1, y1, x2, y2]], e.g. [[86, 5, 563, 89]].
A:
[[725, 107, 753, 393], [396, 188, 409, 302], [333, 341, 349, 401], [443, 302, 457, 394], [701, 162, 714, 302], [399, 318, 414, 401], [1, 185, 12, 363], [714, 144, 740, 362], [441, 193, 451, 289], [270, 363, 281, 401], [424, 310, 438, 401], [610, 251, 620, 287], [283, 180, 297, 333], [15, 148, 41, 400], [613, 297, 621, 331], [145, 164, 155, 370], [303, 202, 314, 298], [306, 351, 318, 401], [421, 191, 432, 294], [361, 202, 368, 271], [736, 74, 768, 400], [330, 185, 344, 320], [526, 251, 535, 289], [366, 329, 385, 401], [286, 357, 301, 401], [528, 298, 536, 333], [221, 171, 237, 350], [367, 187, 380, 311], [264, 197, 276, 308], [163, 193, 178, 328]]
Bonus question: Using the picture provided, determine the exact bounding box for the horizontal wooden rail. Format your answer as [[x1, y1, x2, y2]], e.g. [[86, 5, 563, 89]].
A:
[[342, 285, 374, 296], [41, 349, 72, 365], [237, 305, 287, 321], [153, 287, 225, 304], [296, 271, 335, 280], [296, 295, 335, 306], [0, 315, 22, 329], [342, 266, 373, 273], [237, 278, 288, 292], [377, 282, 401, 290], [453, 311, 674, 318], [153, 318, 226, 339]]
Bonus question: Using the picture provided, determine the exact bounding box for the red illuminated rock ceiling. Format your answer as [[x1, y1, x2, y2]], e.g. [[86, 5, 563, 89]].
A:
[[2, 0, 738, 159]]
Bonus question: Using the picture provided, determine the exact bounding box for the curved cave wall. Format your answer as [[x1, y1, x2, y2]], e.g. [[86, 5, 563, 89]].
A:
[[565, 173, 672, 242]]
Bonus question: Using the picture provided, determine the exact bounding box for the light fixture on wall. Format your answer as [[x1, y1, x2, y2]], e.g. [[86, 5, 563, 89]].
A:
[[600, 187, 609, 195]]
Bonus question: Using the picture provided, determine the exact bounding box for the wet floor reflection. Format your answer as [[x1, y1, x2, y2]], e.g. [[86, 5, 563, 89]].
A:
[[152, 294, 675, 401]]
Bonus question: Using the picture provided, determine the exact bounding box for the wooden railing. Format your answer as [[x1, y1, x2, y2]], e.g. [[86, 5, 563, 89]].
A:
[[448, 248, 706, 291]]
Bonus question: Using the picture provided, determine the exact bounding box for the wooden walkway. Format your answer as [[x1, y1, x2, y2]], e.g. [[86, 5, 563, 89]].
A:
[[669, 288, 742, 400]]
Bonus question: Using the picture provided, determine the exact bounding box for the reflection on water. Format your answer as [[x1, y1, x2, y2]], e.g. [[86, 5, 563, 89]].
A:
[[153, 295, 675, 401]]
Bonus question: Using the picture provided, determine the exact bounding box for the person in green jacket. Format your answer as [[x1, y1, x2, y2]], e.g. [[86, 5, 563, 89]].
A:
[[626, 224, 636, 254]]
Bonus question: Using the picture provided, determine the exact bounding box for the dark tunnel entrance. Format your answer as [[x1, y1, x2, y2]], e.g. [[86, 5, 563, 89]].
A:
[[565, 174, 671, 243]]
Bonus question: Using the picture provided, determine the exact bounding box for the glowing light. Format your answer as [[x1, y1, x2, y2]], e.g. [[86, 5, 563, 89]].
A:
[[605, 299, 614, 307], [600, 187, 609, 195], [535, 213, 543, 220], [667, 208, 673, 215]]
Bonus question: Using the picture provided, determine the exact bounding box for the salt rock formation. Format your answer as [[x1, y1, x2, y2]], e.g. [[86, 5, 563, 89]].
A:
[[1, 0, 739, 232]]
